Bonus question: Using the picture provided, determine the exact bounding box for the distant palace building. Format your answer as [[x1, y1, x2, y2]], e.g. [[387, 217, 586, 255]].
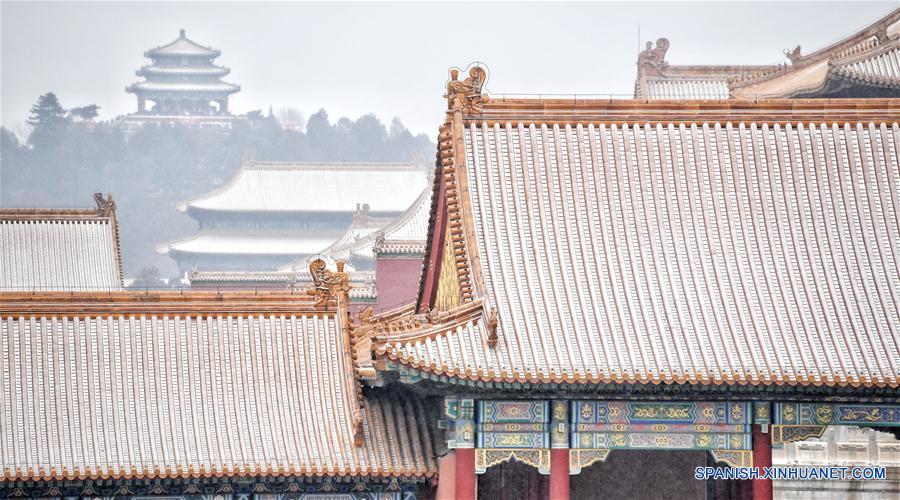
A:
[[635, 9, 900, 99], [121, 29, 241, 128], [159, 159, 428, 274], [189, 186, 433, 312]]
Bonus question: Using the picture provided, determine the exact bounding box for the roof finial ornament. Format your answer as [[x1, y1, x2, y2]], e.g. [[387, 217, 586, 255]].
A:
[[784, 45, 802, 65], [486, 308, 500, 348], [306, 258, 348, 306], [179, 28, 186, 38], [446, 65, 488, 114], [638, 38, 670, 69], [93, 192, 116, 217]]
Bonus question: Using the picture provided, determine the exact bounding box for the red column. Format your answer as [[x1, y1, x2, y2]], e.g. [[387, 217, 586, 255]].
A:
[[549, 448, 570, 500], [455, 447, 476, 500], [752, 424, 773, 500]]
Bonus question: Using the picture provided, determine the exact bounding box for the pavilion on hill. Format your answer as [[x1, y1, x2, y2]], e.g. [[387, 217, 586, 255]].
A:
[[123, 29, 240, 128], [635, 7, 900, 99]]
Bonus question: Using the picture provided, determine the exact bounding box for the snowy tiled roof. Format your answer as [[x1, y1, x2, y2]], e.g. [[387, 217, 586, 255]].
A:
[[318, 214, 394, 262], [376, 93, 900, 389], [645, 79, 730, 99], [0, 291, 435, 481], [0, 208, 123, 291], [190, 269, 379, 300], [182, 161, 428, 215], [162, 229, 344, 256], [127, 81, 240, 93], [137, 64, 230, 77], [833, 42, 900, 87], [373, 187, 432, 256]]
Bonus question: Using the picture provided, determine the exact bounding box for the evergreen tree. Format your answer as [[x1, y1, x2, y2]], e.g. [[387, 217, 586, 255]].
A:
[[69, 105, 100, 121], [27, 92, 69, 149]]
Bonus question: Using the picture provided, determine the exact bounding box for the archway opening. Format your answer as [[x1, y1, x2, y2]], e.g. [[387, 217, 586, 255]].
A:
[[477, 458, 547, 500]]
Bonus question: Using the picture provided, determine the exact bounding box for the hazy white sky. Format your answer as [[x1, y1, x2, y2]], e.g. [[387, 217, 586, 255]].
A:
[[1, 1, 897, 135]]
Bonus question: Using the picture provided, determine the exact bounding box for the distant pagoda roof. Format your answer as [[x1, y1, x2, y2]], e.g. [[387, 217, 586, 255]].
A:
[[137, 64, 230, 77], [145, 29, 220, 58], [180, 160, 429, 216], [128, 81, 240, 94], [127, 29, 240, 101]]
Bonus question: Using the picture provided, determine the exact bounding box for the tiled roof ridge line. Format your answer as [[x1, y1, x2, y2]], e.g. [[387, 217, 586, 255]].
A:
[[0, 208, 108, 220], [305, 258, 367, 447], [475, 97, 900, 111], [446, 73, 488, 306], [0, 291, 325, 318], [242, 160, 422, 171], [792, 6, 900, 67], [339, 273, 367, 448], [99, 193, 126, 288]]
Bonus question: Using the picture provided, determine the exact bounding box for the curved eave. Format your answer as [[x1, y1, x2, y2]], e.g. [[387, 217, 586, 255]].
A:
[[165, 247, 313, 258], [145, 49, 220, 59], [182, 205, 400, 220], [126, 82, 241, 94], [0, 466, 436, 483], [137, 66, 230, 77], [372, 295, 898, 390], [376, 347, 898, 390]]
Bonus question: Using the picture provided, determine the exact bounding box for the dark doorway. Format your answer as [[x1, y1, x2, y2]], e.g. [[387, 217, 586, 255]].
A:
[[477, 459, 548, 500], [570, 450, 709, 499]]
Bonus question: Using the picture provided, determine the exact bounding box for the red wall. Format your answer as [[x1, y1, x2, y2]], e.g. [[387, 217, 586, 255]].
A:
[[375, 257, 424, 312]]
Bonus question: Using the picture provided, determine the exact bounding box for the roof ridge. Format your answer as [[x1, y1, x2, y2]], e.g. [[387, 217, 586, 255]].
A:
[[244, 161, 421, 170], [789, 6, 900, 66], [0, 290, 326, 317]]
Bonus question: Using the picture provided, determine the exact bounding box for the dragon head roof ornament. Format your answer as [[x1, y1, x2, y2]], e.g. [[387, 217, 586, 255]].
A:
[[93, 192, 117, 217], [306, 258, 349, 306], [446, 65, 488, 114], [784, 45, 802, 65], [638, 38, 670, 69]]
